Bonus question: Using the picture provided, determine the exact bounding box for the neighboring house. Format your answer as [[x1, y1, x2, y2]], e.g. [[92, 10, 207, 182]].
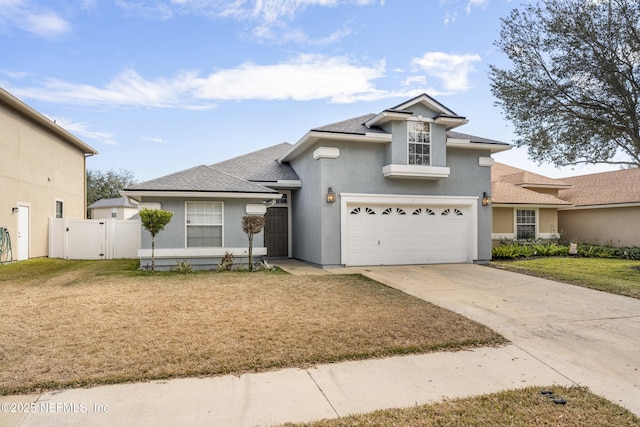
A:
[[88, 197, 139, 220], [491, 163, 572, 244], [123, 94, 510, 270], [558, 168, 640, 247], [0, 87, 97, 260]]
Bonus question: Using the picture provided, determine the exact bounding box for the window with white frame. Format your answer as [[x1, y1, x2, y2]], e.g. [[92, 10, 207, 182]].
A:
[[407, 120, 431, 165], [186, 202, 223, 247], [516, 209, 536, 239]]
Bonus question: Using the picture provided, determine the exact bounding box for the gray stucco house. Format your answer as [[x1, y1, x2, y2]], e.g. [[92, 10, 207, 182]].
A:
[[122, 94, 510, 270]]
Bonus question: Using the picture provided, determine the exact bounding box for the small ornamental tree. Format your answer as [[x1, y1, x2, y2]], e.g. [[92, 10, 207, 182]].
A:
[[139, 208, 173, 272], [242, 215, 266, 271]]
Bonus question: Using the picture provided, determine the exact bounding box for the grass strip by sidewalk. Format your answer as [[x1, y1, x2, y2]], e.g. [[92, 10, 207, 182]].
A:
[[0, 259, 506, 395], [280, 386, 640, 427], [492, 258, 640, 299]]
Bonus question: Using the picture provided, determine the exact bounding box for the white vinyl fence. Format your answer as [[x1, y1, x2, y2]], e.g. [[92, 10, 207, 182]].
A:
[[49, 218, 141, 260]]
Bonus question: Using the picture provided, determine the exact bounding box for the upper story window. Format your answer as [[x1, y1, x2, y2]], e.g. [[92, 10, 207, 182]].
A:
[[407, 121, 430, 165], [186, 201, 223, 247]]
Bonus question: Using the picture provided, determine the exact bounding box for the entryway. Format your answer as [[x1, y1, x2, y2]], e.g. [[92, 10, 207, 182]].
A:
[[265, 207, 288, 257], [17, 205, 29, 261]]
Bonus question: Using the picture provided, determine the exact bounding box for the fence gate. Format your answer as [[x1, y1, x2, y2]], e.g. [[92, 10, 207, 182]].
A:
[[49, 218, 141, 260]]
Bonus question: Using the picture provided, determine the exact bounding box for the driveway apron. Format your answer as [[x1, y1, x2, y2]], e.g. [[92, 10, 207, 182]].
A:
[[344, 264, 640, 416]]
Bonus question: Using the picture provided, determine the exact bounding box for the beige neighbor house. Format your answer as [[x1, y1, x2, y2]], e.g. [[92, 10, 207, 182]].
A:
[[88, 197, 139, 220], [558, 168, 640, 247], [0, 87, 97, 261], [491, 163, 572, 245]]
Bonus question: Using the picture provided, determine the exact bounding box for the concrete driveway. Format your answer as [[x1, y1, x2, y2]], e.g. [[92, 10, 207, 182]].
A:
[[340, 263, 640, 416]]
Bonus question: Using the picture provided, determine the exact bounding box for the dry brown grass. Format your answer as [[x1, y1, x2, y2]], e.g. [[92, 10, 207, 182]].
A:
[[0, 259, 506, 395], [282, 386, 640, 427]]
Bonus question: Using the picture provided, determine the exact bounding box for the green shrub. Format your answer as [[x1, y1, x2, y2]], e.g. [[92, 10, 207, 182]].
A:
[[494, 241, 640, 261], [618, 247, 640, 260], [578, 245, 617, 258], [532, 243, 569, 257], [173, 260, 193, 274], [492, 242, 535, 259]]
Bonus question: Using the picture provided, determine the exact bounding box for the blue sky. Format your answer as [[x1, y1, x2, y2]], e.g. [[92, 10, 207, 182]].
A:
[[1, 0, 619, 182]]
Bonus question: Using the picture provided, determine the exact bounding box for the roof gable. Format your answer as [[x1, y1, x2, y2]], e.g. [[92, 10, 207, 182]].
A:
[[390, 93, 458, 116], [492, 162, 571, 188], [280, 94, 509, 162], [0, 87, 97, 156], [491, 163, 572, 206], [492, 181, 571, 206]]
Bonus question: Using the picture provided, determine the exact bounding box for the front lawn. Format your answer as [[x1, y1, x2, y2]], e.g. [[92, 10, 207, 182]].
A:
[[281, 386, 640, 427], [492, 257, 640, 299], [0, 259, 506, 395]]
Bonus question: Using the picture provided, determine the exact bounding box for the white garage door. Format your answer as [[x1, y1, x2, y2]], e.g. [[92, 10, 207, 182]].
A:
[[344, 200, 475, 266]]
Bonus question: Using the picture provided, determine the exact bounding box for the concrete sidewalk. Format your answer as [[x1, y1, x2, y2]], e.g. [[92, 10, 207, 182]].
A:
[[2, 345, 571, 427], [3, 262, 639, 426]]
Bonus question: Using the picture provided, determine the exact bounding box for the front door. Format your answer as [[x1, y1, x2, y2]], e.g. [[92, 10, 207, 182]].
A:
[[18, 205, 29, 261], [265, 207, 288, 257]]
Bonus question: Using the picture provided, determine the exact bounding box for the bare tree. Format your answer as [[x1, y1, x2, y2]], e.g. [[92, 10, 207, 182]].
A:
[[242, 215, 266, 271]]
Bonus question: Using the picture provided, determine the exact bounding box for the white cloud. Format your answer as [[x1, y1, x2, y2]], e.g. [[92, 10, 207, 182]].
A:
[[411, 52, 481, 92], [2, 69, 31, 79], [142, 136, 165, 143], [25, 12, 70, 37], [443, 11, 457, 26], [47, 116, 117, 145], [6, 54, 416, 106], [251, 20, 352, 45], [116, 0, 379, 44], [402, 75, 427, 86], [193, 54, 386, 102], [222, 0, 342, 24], [0, 0, 71, 38], [465, 0, 488, 14]]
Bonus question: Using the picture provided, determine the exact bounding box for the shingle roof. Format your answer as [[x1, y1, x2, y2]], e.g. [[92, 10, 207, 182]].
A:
[[88, 197, 137, 209], [492, 162, 571, 188], [559, 167, 640, 206], [209, 142, 299, 182], [311, 115, 508, 149], [447, 131, 510, 147], [491, 163, 572, 206], [491, 181, 571, 205], [125, 165, 277, 193], [312, 114, 386, 135]]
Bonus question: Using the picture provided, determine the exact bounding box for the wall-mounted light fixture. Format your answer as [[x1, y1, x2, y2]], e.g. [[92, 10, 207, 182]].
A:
[[482, 192, 492, 206], [11, 207, 18, 213], [326, 187, 336, 203]]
